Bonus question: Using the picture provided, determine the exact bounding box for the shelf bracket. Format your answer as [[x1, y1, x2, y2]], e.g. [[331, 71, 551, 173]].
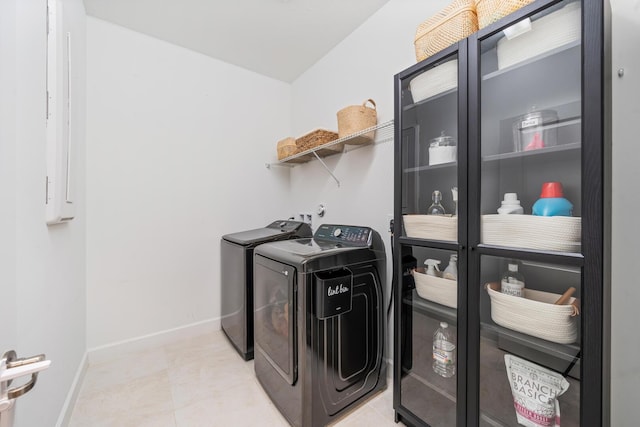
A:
[[312, 152, 340, 187]]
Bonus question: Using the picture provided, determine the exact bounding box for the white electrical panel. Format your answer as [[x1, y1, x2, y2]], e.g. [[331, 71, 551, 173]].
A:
[[46, 0, 74, 225]]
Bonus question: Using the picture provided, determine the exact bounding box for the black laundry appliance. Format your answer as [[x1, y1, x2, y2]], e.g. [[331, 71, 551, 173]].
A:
[[253, 224, 387, 427], [221, 220, 312, 360]]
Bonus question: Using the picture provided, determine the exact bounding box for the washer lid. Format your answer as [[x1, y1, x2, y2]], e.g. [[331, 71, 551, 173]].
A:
[[222, 220, 311, 246]]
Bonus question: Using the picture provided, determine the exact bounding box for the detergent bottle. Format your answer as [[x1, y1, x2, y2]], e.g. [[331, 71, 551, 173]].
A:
[[532, 182, 573, 216]]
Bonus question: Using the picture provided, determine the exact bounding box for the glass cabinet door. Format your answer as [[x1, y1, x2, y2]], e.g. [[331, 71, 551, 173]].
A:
[[478, 0, 582, 253], [396, 45, 465, 426], [400, 51, 461, 243], [476, 1, 583, 425], [398, 245, 460, 426]]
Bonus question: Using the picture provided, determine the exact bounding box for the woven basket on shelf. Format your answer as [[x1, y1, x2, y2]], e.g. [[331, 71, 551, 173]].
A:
[[277, 137, 296, 159], [481, 214, 581, 252], [403, 214, 457, 242], [475, 0, 534, 29], [414, 0, 478, 62], [412, 268, 457, 309], [277, 137, 309, 163], [295, 129, 342, 156], [485, 282, 579, 344], [336, 99, 377, 145]]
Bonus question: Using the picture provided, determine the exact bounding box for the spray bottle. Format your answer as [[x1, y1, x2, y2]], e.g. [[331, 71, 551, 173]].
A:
[[443, 254, 458, 280], [424, 259, 442, 277]]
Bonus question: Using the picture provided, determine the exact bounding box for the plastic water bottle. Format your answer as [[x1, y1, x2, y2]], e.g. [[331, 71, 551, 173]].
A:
[[433, 322, 456, 378]]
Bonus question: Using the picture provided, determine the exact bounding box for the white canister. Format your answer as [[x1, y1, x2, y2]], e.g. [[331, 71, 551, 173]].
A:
[[428, 132, 457, 166]]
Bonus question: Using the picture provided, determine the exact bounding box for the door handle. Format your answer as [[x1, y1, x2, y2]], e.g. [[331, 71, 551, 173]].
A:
[[1, 351, 51, 402]]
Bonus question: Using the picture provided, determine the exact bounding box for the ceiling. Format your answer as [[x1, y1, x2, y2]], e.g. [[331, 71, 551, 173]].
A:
[[83, 0, 392, 82]]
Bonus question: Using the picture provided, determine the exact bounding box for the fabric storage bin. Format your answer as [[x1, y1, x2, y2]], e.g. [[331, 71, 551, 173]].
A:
[[403, 215, 457, 241], [481, 214, 580, 252], [336, 99, 377, 145], [475, 0, 534, 29], [485, 282, 579, 344], [496, 1, 581, 69], [413, 268, 457, 308], [414, 0, 478, 62]]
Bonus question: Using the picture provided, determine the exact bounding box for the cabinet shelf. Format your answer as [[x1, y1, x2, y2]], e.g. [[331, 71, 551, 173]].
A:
[[403, 88, 456, 112], [403, 161, 457, 174], [483, 138, 580, 163], [477, 243, 584, 266], [398, 236, 459, 252], [405, 292, 457, 326], [482, 40, 580, 83], [481, 322, 581, 378]]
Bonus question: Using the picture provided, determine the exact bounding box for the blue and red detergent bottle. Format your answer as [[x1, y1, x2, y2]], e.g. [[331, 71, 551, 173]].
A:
[[532, 182, 573, 216]]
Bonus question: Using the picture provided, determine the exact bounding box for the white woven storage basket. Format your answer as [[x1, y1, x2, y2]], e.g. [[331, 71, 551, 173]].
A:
[[486, 283, 578, 344], [496, 1, 581, 70], [481, 214, 580, 252], [413, 268, 457, 309], [403, 215, 457, 242], [409, 59, 458, 103]]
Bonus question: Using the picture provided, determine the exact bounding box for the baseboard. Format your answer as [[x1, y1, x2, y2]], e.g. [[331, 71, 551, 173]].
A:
[[55, 352, 88, 427], [86, 317, 221, 365]]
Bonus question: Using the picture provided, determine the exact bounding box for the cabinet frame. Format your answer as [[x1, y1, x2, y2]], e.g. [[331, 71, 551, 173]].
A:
[[393, 0, 611, 425]]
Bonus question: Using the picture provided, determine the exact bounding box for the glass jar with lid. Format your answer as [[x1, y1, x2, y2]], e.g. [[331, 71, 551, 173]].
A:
[[428, 131, 457, 166]]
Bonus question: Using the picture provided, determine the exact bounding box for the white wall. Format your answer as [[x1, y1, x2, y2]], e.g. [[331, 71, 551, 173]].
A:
[[0, 0, 87, 425], [85, 17, 293, 348], [610, 0, 640, 424], [0, 0, 19, 355]]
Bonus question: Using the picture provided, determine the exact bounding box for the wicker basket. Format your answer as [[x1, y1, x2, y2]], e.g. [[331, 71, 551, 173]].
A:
[[295, 129, 343, 156], [337, 99, 377, 145], [403, 215, 457, 242], [277, 137, 310, 163], [485, 282, 579, 344], [475, 0, 534, 29], [481, 214, 581, 252], [413, 268, 457, 308], [414, 0, 478, 62]]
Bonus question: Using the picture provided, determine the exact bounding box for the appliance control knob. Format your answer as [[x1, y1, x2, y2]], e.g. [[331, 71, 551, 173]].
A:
[[333, 228, 342, 237]]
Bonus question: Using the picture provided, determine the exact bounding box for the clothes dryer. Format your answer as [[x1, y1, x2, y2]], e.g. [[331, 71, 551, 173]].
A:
[[221, 220, 312, 360], [253, 224, 387, 427]]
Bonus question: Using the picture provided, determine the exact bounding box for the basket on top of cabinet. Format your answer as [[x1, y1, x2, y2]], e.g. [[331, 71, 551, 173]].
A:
[[414, 0, 478, 62]]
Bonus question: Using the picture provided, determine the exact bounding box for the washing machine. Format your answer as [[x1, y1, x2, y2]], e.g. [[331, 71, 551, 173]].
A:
[[253, 224, 387, 427], [221, 220, 312, 360]]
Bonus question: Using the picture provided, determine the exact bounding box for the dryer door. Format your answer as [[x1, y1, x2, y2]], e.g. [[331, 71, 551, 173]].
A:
[[254, 256, 297, 385]]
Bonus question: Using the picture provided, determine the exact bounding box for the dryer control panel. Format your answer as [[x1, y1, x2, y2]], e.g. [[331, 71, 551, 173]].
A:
[[314, 224, 372, 247]]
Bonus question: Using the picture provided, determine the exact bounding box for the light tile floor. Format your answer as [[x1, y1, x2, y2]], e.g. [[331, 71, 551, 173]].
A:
[[68, 330, 403, 427]]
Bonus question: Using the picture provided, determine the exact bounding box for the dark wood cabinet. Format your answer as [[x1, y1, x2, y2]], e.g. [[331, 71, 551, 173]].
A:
[[393, 1, 610, 425]]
